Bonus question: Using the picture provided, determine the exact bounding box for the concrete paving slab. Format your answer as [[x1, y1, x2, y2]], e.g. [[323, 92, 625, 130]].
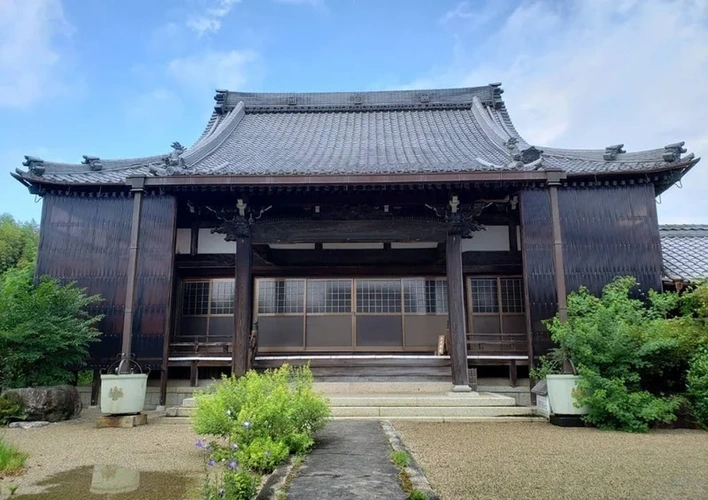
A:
[[286, 420, 407, 500]]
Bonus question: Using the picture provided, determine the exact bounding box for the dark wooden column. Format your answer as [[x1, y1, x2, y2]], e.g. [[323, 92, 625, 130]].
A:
[[547, 170, 568, 321], [119, 177, 145, 374], [233, 233, 253, 376], [446, 232, 471, 390]]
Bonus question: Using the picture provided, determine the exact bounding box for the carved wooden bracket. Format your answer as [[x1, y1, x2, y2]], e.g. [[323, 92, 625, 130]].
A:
[[206, 200, 272, 240]]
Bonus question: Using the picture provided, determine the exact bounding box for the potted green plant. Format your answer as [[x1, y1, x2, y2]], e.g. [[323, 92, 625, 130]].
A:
[[531, 347, 588, 416]]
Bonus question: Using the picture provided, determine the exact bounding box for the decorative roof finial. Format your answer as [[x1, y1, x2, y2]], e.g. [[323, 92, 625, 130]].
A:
[[603, 144, 625, 161], [22, 155, 45, 176], [663, 141, 687, 162], [82, 155, 103, 171], [506, 138, 521, 161], [164, 142, 187, 169]]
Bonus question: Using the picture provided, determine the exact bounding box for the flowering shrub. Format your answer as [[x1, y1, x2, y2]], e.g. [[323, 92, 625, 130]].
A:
[[193, 364, 330, 499]]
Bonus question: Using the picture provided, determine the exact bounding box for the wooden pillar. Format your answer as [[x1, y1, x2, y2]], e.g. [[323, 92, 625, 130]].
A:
[[233, 234, 253, 376], [446, 232, 471, 390], [547, 171, 568, 322], [119, 177, 145, 374]]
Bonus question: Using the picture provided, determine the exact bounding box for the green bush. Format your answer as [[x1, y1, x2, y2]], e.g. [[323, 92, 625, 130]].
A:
[[686, 348, 708, 428], [0, 265, 102, 389], [235, 436, 289, 474], [0, 394, 25, 426], [193, 364, 330, 498], [193, 364, 329, 449], [543, 276, 708, 432]]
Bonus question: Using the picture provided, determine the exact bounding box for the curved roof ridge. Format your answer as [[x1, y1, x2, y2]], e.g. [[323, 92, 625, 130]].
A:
[[469, 97, 512, 155], [191, 112, 224, 149], [181, 101, 245, 166]]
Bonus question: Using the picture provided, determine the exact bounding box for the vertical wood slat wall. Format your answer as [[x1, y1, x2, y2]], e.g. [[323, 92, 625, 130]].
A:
[[133, 195, 177, 366], [520, 184, 663, 358], [37, 193, 176, 369]]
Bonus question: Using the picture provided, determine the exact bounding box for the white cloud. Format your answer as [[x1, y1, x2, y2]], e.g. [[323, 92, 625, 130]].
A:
[[439, 1, 477, 24], [168, 49, 261, 91], [186, 0, 241, 36], [0, 0, 73, 109], [407, 0, 708, 223]]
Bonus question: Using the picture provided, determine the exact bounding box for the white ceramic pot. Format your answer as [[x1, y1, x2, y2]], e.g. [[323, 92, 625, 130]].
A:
[[99, 373, 148, 415], [546, 374, 588, 415]]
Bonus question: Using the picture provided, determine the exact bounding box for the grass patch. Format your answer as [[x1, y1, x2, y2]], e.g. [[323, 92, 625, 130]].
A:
[[391, 450, 410, 468], [390, 448, 428, 500], [0, 437, 28, 476]]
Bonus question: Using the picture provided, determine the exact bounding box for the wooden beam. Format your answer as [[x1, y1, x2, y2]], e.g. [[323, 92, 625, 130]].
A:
[[233, 235, 253, 376], [251, 218, 449, 244], [446, 233, 471, 390], [119, 177, 144, 374], [548, 178, 568, 321]]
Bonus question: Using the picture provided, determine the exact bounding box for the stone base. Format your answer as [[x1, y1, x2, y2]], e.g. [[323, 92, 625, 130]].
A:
[[97, 413, 148, 429], [446, 391, 480, 397], [450, 384, 473, 393], [549, 414, 586, 427]]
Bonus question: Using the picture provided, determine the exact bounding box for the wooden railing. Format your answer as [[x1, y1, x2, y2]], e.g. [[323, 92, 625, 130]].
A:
[[465, 333, 529, 388]]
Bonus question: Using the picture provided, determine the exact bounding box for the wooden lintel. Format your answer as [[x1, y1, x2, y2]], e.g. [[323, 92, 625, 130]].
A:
[[251, 219, 449, 244]]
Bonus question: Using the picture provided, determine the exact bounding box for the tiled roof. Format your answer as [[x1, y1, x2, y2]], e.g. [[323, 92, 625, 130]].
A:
[[660, 225, 708, 282], [13, 84, 698, 186]]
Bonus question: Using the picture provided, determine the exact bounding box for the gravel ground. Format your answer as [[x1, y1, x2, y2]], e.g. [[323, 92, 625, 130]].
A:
[[0, 408, 202, 498], [393, 421, 708, 500]]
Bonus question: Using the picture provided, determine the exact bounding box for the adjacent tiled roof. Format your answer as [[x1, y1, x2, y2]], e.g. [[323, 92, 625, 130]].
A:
[[13, 84, 698, 186], [660, 225, 708, 282]]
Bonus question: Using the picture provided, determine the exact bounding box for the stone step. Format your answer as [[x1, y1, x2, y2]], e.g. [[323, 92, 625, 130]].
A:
[[333, 416, 545, 423], [313, 381, 454, 395], [327, 393, 516, 407], [330, 405, 533, 418]]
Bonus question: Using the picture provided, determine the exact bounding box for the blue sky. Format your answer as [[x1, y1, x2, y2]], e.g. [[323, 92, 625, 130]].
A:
[[1, 0, 707, 223]]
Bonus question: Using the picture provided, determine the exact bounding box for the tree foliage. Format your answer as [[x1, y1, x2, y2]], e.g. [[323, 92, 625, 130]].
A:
[[0, 264, 103, 389], [0, 214, 38, 275]]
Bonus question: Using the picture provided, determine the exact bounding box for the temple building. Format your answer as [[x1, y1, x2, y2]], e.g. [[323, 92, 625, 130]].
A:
[[12, 84, 699, 405]]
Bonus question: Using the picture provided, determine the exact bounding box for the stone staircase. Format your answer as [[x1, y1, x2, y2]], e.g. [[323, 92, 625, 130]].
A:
[[162, 380, 538, 424]]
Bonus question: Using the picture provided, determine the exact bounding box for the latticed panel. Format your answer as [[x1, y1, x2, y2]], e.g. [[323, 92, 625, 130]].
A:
[[182, 281, 209, 315], [470, 278, 498, 313], [402, 278, 448, 314], [307, 279, 352, 313], [210, 280, 235, 315], [500, 278, 525, 313], [258, 279, 305, 314], [356, 279, 402, 313]]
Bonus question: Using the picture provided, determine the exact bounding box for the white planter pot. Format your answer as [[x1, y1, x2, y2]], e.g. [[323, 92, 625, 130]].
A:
[[100, 374, 148, 415], [546, 374, 588, 415]]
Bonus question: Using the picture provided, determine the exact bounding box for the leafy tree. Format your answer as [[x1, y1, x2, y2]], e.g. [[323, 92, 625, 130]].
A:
[[0, 213, 38, 275], [0, 264, 103, 389]]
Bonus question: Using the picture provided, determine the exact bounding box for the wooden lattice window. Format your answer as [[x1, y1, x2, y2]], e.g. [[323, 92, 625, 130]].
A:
[[467, 277, 526, 353], [177, 279, 235, 342], [402, 278, 448, 314]]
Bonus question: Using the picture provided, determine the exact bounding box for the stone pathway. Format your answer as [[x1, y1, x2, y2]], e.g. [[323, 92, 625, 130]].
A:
[[286, 420, 407, 500]]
